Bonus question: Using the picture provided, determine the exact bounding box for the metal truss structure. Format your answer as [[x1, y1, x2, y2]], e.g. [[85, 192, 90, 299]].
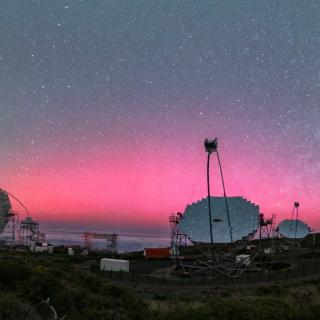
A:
[[169, 212, 188, 257], [20, 216, 44, 247], [258, 213, 277, 239], [169, 139, 263, 278], [83, 232, 118, 253], [1, 212, 19, 245]]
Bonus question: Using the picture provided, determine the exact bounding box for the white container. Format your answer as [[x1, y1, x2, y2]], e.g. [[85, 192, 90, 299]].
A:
[[48, 246, 54, 254], [67, 247, 74, 256], [236, 254, 250, 266], [34, 246, 44, 253], [100, 258, 129, 272]]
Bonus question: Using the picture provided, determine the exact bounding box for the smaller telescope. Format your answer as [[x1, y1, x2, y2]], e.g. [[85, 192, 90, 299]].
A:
[[204, 138, 218, 154], [294, 202, 300, 208]]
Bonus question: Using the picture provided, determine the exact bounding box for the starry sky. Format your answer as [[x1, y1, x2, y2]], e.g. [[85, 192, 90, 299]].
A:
[[0, 1, 319, 234]]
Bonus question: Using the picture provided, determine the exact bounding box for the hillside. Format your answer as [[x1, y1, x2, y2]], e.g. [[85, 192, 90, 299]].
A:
[[1, 248, 320, 319]]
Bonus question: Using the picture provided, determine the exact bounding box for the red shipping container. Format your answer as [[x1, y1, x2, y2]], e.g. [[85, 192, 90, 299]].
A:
[[144, 247, 170, 259]]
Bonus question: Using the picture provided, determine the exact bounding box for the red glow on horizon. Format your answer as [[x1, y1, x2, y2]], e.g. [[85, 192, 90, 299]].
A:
[[3, 139, 320, 233]]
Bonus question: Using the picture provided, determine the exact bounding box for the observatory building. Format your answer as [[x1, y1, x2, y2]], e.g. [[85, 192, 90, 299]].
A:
[[0, 189, 11, 233], [178, 196, 260, 243], [277, 219, 310, 239]]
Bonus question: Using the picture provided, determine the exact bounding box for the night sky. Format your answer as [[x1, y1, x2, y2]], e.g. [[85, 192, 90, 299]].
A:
[[0, 1, 319, 233]]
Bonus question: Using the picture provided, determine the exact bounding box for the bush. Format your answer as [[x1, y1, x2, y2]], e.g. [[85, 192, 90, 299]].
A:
[[76, 273, 102, 293], [296, 304, 320, 320], [163, 297, 295, 320], [255, 285, 284, 296], [17, 270, 61, 303], [0, 261, 31, 288], [0, 292, 40, 320]]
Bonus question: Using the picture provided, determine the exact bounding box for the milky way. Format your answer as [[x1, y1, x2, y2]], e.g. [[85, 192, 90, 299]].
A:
[[0, 1, 319, 233]]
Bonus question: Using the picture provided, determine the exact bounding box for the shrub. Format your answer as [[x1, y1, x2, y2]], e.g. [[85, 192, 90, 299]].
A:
[[76, 273, 102, 293], [255, 285, 284, 296], [296, 304, 320, 320], [163, 297, 295, 320], [0, 261, 31, 288], [0, 292, 40, 320], [17, 270, 61, 303]]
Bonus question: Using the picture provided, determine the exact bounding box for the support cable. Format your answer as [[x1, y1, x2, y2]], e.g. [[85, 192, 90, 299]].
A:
[[288, 206, 295, 238], [216, 150, 233, 243], [294, 206, 299, 239], [207, 152, 214, 249]]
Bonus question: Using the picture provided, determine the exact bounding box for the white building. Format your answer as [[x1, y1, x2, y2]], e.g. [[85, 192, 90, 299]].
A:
[[100, 258, 129, 272]]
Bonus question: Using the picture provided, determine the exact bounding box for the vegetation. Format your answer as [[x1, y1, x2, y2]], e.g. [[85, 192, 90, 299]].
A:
[[1, 250, 320, 319], [0, 252, 147, 320]]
